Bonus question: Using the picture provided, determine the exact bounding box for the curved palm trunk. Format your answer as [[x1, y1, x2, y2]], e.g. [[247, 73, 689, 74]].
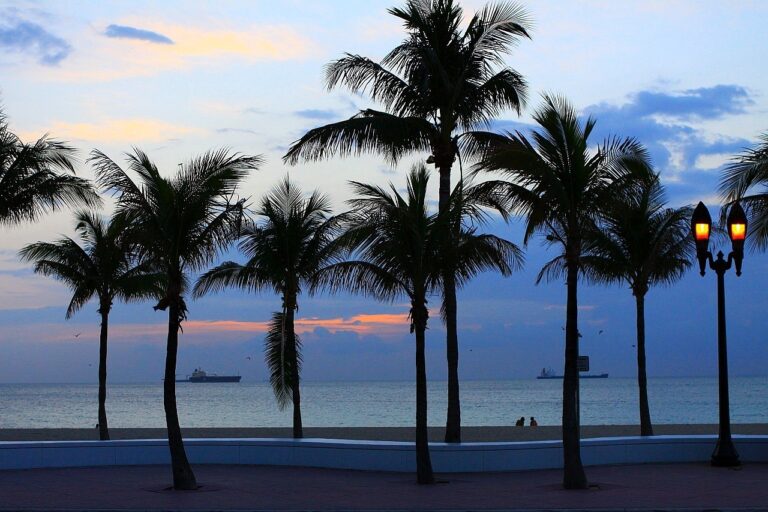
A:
[[97, 308, 110, 441], [635, 293, 653, 436], [438, 160, 461, 444], [164, 298, 197, 490], [563, 259, 587, 489], [413, 301, 435, 484], [286, 301, 303, 439]]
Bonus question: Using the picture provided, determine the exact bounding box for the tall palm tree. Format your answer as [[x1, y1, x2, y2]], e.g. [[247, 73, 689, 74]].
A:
[[193, 177, 340, 439], [284, 0, 531, 444], [19, 211, 159, 441], [720, 133, 768, 249], [90, 148, 261, 490], [0, 108, 99, 226], [476, 94, 652, 489], [315, 164, 521, 484], [579, 176, 692, 437]]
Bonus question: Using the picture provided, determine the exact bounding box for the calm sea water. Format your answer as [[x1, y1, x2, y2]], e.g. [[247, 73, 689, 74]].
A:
[[1, 377, 766, 429]]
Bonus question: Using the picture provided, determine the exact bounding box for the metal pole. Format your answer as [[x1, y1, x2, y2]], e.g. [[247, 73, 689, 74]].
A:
[[711, 251, 740, 467]]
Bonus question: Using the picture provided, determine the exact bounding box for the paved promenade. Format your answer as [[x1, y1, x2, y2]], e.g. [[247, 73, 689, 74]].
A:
[[1, 462, 766, 511]]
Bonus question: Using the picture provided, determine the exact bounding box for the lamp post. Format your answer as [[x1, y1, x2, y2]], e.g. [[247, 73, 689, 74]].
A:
[[691, 201, 747, 467]]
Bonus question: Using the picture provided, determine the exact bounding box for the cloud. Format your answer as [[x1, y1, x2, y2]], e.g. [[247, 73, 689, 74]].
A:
[[0, 272, 70, 310], [0, 19, 71, 65], [584, 85, 754, 170], [29, 21, 315, 82], [603, 85, 754, 121], [183, 312, 412, 337], [293, 109, 340, 120], [492, 85, 756, 203], [17, 311, 415, 346], [25, 118, 200, 144], [104, 24, 173, 44], [215, 127, 258, 135]]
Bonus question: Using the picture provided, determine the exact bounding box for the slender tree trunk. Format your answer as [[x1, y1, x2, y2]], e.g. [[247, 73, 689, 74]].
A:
[[635, 292, 653, 436], [164, 298, 197, 490], [438, 159, 461, 444], [563, 259, 587, 489], [287, 302, 303, 438], [97, 307, 110, 441], [413, 302, 434, 484]]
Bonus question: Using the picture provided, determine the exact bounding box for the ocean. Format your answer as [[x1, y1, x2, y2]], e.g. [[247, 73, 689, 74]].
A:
[[1, 377, 767, 429]]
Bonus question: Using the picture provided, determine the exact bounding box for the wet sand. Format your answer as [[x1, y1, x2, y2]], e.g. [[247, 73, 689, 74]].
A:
[[1, 423, 766, 442]]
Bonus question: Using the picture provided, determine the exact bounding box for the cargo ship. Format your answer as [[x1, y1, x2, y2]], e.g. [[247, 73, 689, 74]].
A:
[[176, 368, 241, 383], [536, 367, 608, 379]]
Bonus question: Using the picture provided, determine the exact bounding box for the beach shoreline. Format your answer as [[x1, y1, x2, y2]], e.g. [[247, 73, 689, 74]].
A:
[[2, 423, 766, 442]]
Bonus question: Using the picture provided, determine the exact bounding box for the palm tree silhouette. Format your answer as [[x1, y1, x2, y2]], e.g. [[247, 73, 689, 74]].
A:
[[90, 148, 261, 490], [476, 94, 652, 489], [720, 133, 768, 248], [317, 164, 520, 483], [0, 108, 98, 226], [284, 0, 531, 444], [194, 177, 341, 438], [581, 176, 692, 436], [20, 212, 159, 441]]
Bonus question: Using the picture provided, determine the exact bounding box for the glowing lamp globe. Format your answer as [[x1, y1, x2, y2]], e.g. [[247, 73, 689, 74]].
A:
[[727, 202, 748, 275], [691, 202, 712, 275]]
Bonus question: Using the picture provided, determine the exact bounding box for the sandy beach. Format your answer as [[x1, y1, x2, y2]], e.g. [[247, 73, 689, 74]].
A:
[[1, 423, 766, 442]]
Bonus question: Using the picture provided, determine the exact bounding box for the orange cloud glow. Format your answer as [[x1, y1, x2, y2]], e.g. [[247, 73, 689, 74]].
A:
[[27, 311, 415, 346], [31, 21, 316, 83], [185, 312, 411, 336], [35, 118, 201, 144]]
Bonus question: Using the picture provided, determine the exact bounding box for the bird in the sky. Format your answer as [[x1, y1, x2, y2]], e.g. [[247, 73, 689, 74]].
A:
[[245, 356, 252, 360], [598, 330, 604, 335], [74, 332, 82, 338]]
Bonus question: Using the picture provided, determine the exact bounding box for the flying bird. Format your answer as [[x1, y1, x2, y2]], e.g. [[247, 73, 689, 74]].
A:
[[74, 332, 82, 338], [598, 330, 604, 335]]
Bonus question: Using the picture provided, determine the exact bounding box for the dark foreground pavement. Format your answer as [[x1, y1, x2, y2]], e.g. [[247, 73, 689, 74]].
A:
[[0, 463, 766, 511]]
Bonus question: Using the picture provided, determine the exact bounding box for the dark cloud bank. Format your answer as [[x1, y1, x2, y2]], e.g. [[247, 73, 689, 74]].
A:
[[492, 85, 757, 204]]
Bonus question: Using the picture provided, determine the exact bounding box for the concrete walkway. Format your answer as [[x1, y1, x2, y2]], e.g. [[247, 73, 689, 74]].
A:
[[0, 462, 766, 511]]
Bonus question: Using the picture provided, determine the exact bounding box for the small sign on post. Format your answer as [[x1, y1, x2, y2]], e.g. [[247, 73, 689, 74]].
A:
[[577, 355, 590, 372]]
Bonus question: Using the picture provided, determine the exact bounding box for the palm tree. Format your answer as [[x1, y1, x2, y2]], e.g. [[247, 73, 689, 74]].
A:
[[315, 164, 521, 484], [284, 0, 531, 444], [90, 148, 262, 490], [719, 133, 768, 249], [0, 108, 99, 226], [193, 177, 340, 439], [19, 211, 158, 441], [476, 94, 652, 489], [580, 176, 692, 437]]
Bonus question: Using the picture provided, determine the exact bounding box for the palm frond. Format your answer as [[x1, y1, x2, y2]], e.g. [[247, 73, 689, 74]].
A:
[[283, 110, 435, 165], [325, 54, 420, 117], [0, 125, 99, 225], [193, 261, 268, 296], [719, 133, 768, 201], [264, 311, 301, 410]]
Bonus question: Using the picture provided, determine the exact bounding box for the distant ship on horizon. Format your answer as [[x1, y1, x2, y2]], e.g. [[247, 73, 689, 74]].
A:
[[537, 367, 608, 379], [176, 368, 241, 383]]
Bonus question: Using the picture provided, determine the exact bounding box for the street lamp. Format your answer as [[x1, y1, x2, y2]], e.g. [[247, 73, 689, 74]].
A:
[[691, 201, 747, 467]]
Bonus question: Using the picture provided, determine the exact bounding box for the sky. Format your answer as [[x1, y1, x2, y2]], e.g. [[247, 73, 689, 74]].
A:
[[0, 0, 767, 383]]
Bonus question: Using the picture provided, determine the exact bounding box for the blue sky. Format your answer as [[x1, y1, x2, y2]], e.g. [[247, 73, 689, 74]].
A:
[[0, 0, 767, 383]]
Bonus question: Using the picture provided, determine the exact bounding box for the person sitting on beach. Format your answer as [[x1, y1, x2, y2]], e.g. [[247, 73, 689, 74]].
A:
[[515, 417, 525, 426], [529, 417, 538, 427]]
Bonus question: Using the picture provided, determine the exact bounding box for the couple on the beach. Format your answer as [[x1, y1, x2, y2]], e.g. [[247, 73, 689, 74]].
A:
[[515, 417, 538, 427]]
